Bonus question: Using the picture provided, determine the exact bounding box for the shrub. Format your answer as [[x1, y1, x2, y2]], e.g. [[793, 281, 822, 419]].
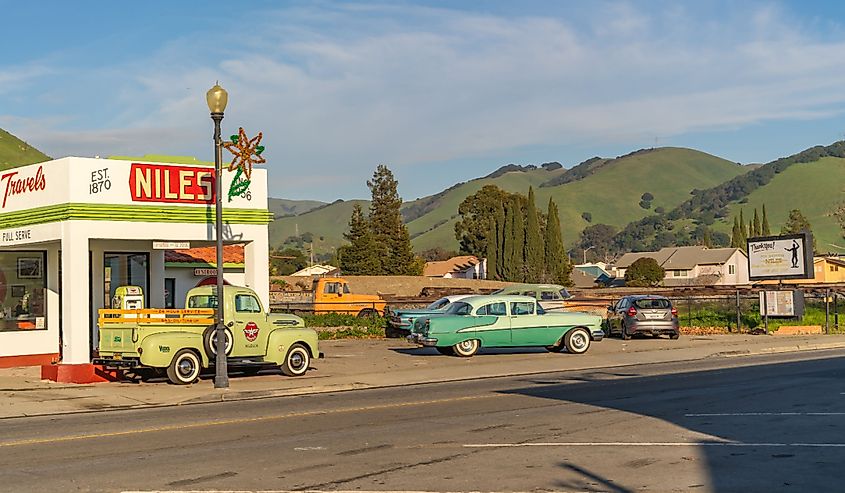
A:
[[625, 257, 664, 287]]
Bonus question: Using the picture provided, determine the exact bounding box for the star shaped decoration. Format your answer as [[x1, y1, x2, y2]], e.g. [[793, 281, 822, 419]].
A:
[[222, 127, 265, 180]]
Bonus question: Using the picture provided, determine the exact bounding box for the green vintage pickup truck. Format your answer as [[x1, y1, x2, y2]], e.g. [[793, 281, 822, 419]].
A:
[[94, 285, 321, 384]]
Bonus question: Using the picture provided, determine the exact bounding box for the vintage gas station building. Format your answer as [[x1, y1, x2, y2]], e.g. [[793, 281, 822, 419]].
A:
[[0, 157, 270, 380]]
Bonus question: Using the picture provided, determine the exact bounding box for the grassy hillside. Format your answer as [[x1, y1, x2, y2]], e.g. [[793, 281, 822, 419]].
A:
[[410, 147, 747, 252], [718, 157, 845, 253], [0, 129, 50, 169], [268, 198, 326, 219], [274, 147, 746, 255], [269, 199, 370, 251]]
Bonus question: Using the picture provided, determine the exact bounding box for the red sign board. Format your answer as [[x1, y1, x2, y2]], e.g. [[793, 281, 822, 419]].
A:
[[129, 163, 215, 204]]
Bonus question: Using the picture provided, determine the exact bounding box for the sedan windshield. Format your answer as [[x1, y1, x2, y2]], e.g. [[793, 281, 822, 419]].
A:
[[444, 302, 473, 315]]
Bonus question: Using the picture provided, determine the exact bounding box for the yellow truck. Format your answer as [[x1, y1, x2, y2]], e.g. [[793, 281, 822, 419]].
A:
[[95, 285, 320, 384], [276, 277, 386, 317]]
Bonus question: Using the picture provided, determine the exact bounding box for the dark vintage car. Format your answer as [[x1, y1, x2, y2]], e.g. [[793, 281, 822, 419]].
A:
[[606, 295, 680, 340]]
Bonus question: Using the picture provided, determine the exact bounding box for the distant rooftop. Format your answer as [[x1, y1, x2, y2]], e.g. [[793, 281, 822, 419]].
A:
[[108, 154, 213, 166]]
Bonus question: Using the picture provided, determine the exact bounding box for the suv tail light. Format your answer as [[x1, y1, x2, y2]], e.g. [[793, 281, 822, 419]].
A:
[[626, 306, 637, 317], [671, 306, 678, 316]]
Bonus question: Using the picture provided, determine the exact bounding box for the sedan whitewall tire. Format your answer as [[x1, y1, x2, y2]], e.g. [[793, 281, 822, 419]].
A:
[[564, 327, 591, 354], [452, 339, 480, 357]]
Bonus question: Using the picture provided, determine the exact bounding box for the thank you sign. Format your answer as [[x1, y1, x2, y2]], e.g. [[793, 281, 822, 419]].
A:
[[747, 233, 814, 280]]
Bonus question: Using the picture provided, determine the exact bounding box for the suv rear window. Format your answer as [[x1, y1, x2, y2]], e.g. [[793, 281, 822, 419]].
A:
[[633, 298, 671, 309]]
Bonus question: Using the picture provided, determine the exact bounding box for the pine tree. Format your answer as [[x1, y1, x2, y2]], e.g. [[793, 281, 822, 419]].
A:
[[544, 198, 572, 286], [495, 201, 506, 279], [511, 197, 525, 282], [524, 187, 544, 282], [762, 204, 771, 236], [502, 201, 515, 281], [781, 208, 817, 252], [485, 217, 499, 280], [367, 165, 421, 275], [338, 204, 380, 275], [752, 208, 761, 237]]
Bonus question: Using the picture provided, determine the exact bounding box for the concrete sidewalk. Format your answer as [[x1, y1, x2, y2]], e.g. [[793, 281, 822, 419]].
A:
[[2, 334, 845, 419]]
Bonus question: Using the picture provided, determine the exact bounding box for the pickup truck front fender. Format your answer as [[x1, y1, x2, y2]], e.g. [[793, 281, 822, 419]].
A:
[[265, 328, 320, 366], [139, 332, 209, 368]]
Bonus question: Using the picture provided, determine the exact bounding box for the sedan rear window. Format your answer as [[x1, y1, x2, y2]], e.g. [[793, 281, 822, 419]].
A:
[[445, 302, 473, 315], [633, 298, 671, 309], [427, 298, 450, 310]]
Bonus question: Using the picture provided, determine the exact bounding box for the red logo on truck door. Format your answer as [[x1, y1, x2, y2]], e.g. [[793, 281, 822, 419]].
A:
[[244, 322, 259, 342], [129, 163, 215, 204]]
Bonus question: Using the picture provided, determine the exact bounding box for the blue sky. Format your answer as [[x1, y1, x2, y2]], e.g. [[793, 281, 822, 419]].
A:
[[3, 1, 845, 201]]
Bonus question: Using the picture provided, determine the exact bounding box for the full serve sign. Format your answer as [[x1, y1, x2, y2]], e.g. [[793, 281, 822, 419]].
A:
[[130, 163, 215, 204]]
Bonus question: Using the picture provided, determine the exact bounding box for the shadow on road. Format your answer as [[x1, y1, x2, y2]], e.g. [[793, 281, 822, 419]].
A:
[[501, 355, 845, 492]]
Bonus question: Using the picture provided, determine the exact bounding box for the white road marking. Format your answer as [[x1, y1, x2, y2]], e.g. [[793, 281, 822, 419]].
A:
[[463, 442, 845, 448], [294, 446, 326, 451], [685, 412, 845, 417], [123, 491, 578, 493]]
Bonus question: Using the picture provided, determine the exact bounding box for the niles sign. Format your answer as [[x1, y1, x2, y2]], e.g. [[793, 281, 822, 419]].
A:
[[747, 233, 815, 281], [1, 166, 46, 208], [129, 164, 214, 204]]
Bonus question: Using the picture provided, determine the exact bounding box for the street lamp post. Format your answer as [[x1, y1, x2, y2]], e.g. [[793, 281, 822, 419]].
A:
[[583, 245, 595, 265], [207, 83, 229, 389]]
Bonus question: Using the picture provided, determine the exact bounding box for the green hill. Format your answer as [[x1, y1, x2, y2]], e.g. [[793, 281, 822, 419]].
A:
[[0, 129, 50, 169], [270, 199, 370, 252], [268, 198, 326, 219], [409, 147, 746, 252], [613, 141, 845, 253], [719, 157, 845, 253], [272, 147, 746, 254]]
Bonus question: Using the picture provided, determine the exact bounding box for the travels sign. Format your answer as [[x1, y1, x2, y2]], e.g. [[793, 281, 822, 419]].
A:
[[747, 233, 814, 281]]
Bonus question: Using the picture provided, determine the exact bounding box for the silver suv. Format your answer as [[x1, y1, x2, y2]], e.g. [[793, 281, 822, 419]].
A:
[[607, 295, 680, 340]]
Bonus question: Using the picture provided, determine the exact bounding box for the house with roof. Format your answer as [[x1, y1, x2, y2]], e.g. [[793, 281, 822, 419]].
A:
[[164, 245, 245, 308], [615, 246, 749, 286], [291, 264, 340, 277], [423, 255, 487, 279], [760, 256, 845, 285]]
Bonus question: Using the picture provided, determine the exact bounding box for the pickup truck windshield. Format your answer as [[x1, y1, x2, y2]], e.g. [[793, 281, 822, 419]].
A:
[[188, 295, 218, 309]]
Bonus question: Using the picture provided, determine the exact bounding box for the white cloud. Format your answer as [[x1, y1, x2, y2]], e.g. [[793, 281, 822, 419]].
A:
[[5, 2, 845, 199]]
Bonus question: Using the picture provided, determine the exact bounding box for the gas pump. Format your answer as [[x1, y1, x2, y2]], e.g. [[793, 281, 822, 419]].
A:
[[113, 286, 145, 310]]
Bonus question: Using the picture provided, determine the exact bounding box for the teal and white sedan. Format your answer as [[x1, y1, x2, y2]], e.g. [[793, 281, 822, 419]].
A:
[[407, 295, 603, 357]]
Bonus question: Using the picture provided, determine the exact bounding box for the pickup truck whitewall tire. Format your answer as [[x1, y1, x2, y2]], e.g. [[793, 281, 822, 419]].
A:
[[166, 349, 201, 385], [281, 343, 311, 377]]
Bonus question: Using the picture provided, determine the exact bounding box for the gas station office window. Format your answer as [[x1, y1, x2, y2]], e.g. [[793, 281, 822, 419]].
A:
[[0, 251, 47, 332]]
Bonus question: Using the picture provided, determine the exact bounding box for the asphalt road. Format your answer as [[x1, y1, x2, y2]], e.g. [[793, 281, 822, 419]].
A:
[[2, 349, 845, 493]]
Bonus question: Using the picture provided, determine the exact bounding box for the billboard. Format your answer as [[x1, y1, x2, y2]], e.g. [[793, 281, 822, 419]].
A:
[[747, 233, 814, 281]]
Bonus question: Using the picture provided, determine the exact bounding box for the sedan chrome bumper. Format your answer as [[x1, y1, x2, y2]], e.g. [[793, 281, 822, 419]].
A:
[[590, 328, 605, 342], [406, 334, 438, 346]]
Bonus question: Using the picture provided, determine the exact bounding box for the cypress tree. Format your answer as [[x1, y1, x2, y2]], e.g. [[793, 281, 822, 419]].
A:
[[512, 197, 525, 282], [752, 208, 761, 237], [338, 204, 380, 275], [502, 201, 515, 281], [762, 204, 771, 236], [495, 201, 506, 279], [485, 217, 499, 280], [730, 216, 742, 248], [749, 220, 754, 241], [525, 187, 544, 282], [703, 228, 712, 248], [739, 209, 747, 243], [544, 198, 572, 286]]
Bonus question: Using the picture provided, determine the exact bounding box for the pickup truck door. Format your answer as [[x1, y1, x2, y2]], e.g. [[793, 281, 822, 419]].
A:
[[232, 293, 269, 357]]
